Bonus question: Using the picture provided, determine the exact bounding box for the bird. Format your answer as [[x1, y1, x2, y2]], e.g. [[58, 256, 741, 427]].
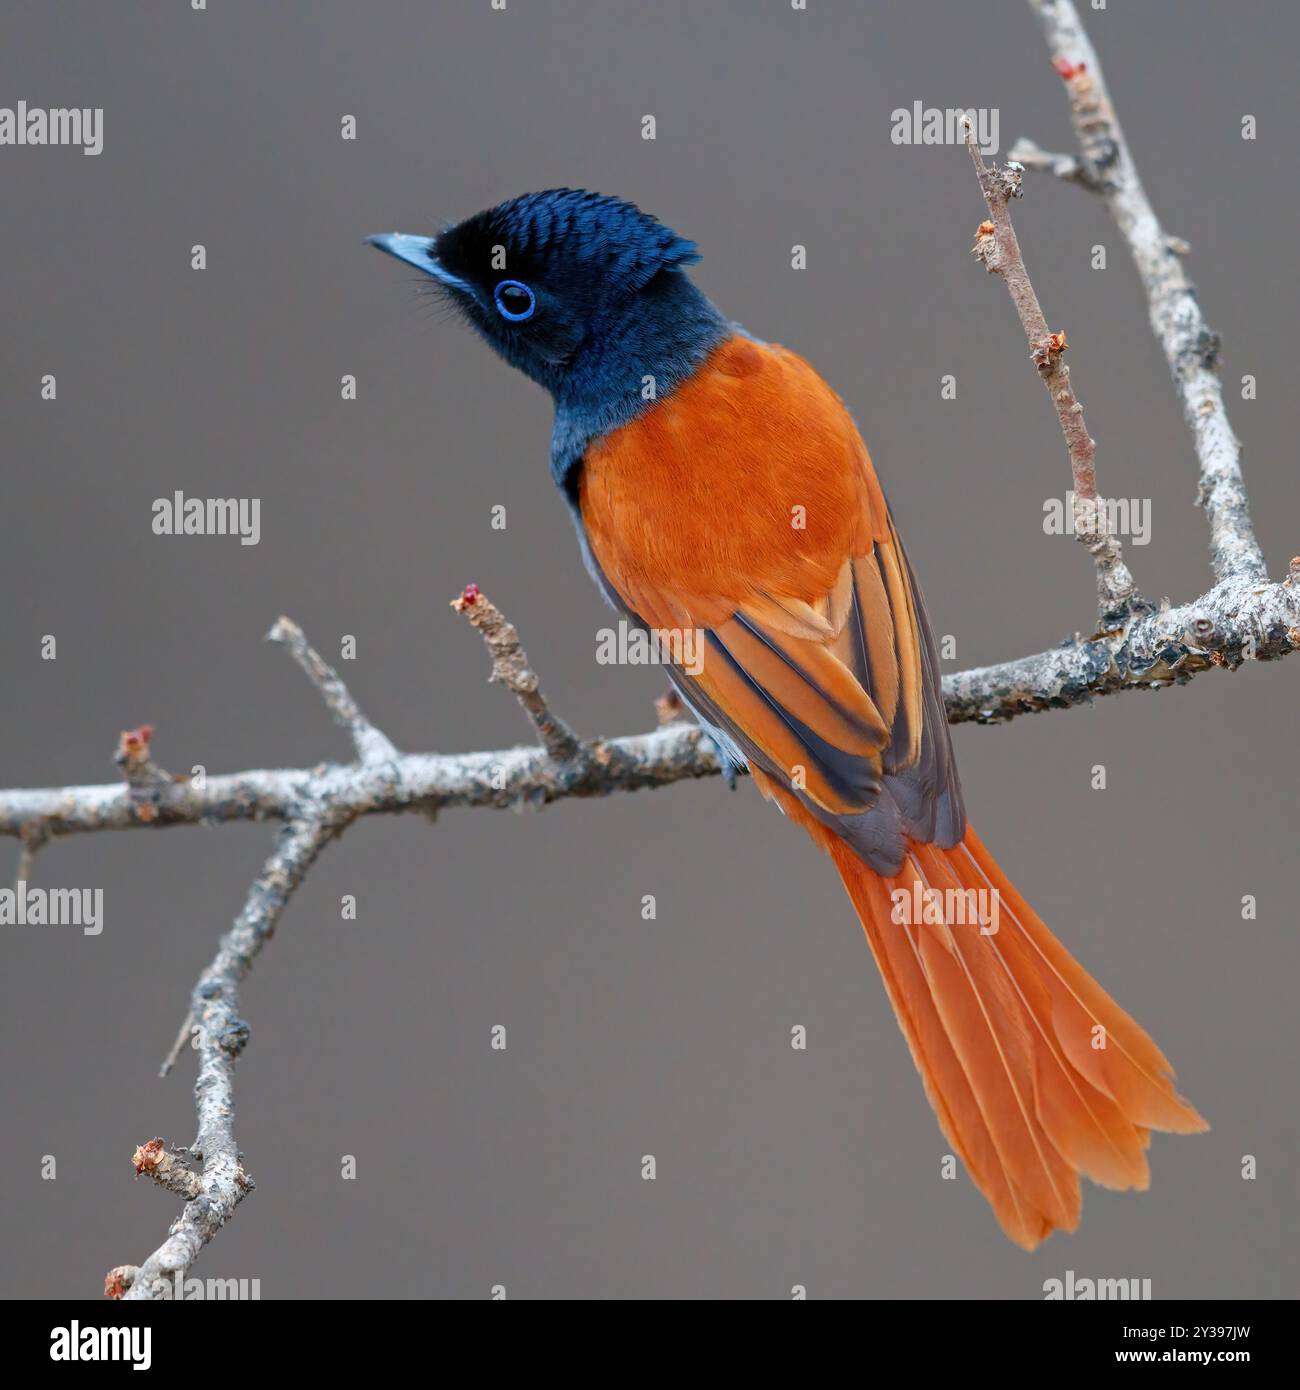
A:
[[369, 189, 1206, 1248]]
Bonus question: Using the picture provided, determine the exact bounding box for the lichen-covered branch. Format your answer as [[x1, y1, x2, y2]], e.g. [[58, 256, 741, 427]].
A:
[[94, 575, 1297, 1296], [1010, 0, 1267, 584], [119, 815, 335, 1300], [0, 720, 725, 844], [449, 583, 581, 762], [963, 118, 1142, 628], [945, 566, 1300, 723], [5, 572, 1296, 862], [268, 616, 399, 766], [101, 600, 722, 1299], [131, 1139, 204, 1200]]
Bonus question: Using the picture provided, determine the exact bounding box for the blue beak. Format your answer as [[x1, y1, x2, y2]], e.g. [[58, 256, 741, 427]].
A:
[[366, 232, 472, 292]]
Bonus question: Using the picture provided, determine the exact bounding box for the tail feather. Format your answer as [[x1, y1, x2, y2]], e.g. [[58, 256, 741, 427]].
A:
[[825, 824, 1206, 1250], [962, 830, 1205, 1134], [953, 851, 1154, 1192], [851, 867, 1042, 1245], [910, 842, 1082, 1237]]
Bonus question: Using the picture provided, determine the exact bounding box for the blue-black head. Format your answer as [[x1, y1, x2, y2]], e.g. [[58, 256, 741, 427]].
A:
[[368, 188, 712, 396]]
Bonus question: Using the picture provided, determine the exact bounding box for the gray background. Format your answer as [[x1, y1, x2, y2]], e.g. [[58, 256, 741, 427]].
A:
[[1, 0, 1296, 1300]]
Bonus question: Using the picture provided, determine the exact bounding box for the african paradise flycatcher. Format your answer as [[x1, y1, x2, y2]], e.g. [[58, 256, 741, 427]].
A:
[[370, 189, 1205, 1248]]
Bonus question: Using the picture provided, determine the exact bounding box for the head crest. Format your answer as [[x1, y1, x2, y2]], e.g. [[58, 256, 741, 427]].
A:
[[435, 188, 700, 294]]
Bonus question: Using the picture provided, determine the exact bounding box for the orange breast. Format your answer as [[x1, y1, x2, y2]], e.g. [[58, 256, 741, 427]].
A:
[[577, 334, 888, 629]]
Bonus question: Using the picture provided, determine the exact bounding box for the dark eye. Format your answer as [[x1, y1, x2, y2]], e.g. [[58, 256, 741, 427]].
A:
[[493, 279, 535, 322]]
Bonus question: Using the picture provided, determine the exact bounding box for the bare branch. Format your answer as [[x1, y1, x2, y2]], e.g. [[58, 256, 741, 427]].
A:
[[963, 118, 1142, 628], [268, 616, 399, 766], [1003, 136, 1100, 189], [0, 721, 721, 843], [131, 1139, 203, 1201], [159, 1009, 198, 1079], [1015, 0, 1267, 583], [450, 584, 582, 762], [945, 568, 1300, 724], [12, 820, 44, 891], [96, 565, 1296, 1291], [0, 581, 1293, 862], [113, 724, 179, 824], [121, 814, 335, 1300]]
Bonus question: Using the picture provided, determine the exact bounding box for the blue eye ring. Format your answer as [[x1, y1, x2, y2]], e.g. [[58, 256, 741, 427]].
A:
[[493, 279, 535, 322]]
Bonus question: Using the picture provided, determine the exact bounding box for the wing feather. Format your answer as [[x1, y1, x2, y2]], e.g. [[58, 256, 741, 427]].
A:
[[577, 334, 964, 866]]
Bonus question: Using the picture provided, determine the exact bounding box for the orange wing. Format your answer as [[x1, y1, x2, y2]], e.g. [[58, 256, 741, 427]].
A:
[[578, 334, 963, 873]]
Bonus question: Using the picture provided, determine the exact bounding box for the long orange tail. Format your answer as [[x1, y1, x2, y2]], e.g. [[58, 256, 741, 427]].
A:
[[826, 824, 1207, 1249]]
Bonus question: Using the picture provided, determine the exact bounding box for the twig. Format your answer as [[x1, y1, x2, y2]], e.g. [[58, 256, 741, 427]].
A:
[[121, 815, 335, 1300], [131, 1139, 203, 1201], [1002, 137, 1099, 189], [1011, 0, 1266, 583], [268, 616, 399, 765], [159, 1010, 198, 1079], [113, 724, 179, 824], [963, 116, 1142, 628], [450, 584, 582, 762], [12, 821, 45, 890]]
